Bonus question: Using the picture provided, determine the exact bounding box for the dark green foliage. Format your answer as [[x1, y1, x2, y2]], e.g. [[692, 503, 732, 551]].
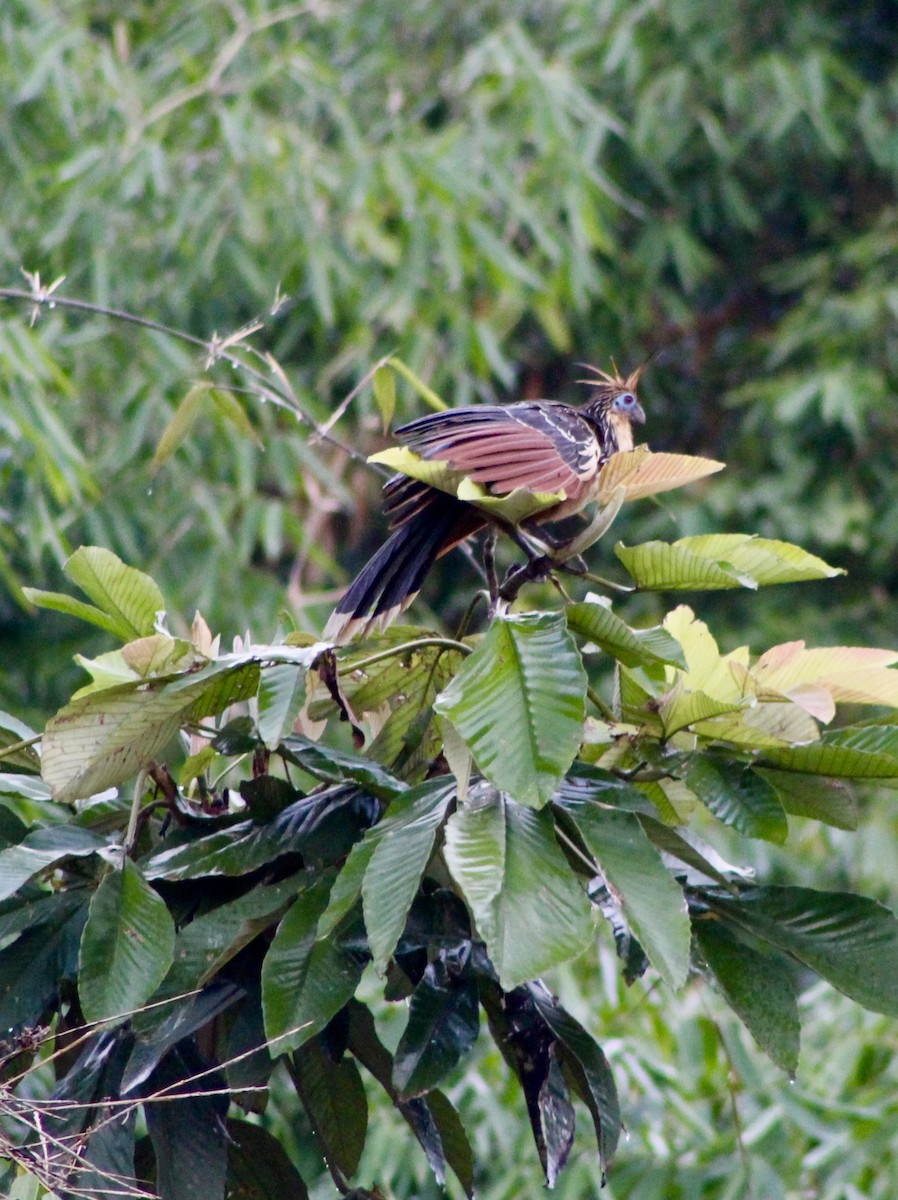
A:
[[1, 533, 898, 1196]]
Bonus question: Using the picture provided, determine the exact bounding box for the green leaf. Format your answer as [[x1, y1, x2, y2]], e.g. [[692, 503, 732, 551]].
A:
[[79, 859, 176, 1024], [363, 780, 455, 973], [282, 733, 406, 799], [386, 356, 448, 412], [445, 794, 593, 990], [424, 1089, 475, 1200], [143, 874, 305, 1019], [528, 983, 621, 1170], [21, 587, 138, 640], [615, 534, 843, 591], [262, 876, 364, 1053], [0, 891, 89, 1031], [345, 999, 472, 1193], [372, 364, 397, 427], [225, 1118, 309, 1200], [143, 788, 371, 883], [559, 802, 691, 988], [435, 613, 587, 809], [42, 659, 260, 802], [257, 663, 307, 750], [707, 886, 898, 1017], [686, 756, 789, 843], [65, 546, 165, 638], [393, 965, 480, 1097], [442, 790, 506, 929], [145, 1045, 229, 1200], [291, 1037, 367, 1182], [566, 600, 686, 669], [755, 740, 898, 779], [209, 387, 263, 447], [0, 826, 107, 902], [0, 710, 40, 772], [756, 768, 857, 830], [150, 382, 209, 470], [693, 917, 800, 1075], [658, 682, 749, 737]]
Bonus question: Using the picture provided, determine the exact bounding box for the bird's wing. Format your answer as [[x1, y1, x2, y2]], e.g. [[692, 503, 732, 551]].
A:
[[394, 403, 601, 497]]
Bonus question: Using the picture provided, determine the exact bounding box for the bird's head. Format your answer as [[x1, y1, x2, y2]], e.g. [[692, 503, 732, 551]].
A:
[[578, 362, 646, 451]]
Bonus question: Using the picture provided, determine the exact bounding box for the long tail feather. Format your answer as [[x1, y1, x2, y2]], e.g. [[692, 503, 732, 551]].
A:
[[323, 489, 483, 643]]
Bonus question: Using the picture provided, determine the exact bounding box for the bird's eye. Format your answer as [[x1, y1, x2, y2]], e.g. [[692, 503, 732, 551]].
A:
[[616, 393, 635, 407]]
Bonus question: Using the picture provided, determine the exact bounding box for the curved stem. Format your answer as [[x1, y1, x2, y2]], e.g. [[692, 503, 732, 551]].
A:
[[346, 636, 472, 672]]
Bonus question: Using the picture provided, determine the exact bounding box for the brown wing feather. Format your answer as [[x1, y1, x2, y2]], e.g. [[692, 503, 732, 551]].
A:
[[395, 402, 601, 498]]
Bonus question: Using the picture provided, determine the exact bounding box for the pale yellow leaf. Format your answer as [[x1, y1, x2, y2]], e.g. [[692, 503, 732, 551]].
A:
[[594, 447, 725, 505]]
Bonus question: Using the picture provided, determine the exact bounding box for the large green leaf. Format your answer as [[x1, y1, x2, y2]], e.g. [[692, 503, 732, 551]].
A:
[[0, 825, 107, 902], [528, 983, 621, 1171], [445, 794, 593, 990], [42, 659, 260, 802], [143, 788, 373, 883], [693, 917, 800, 1075], [257, 663, 308, 750], [79, 859, 176, 1024], [755, 740, 898, 779], [225, 1118, 309, 1200], [363, 781, 455, 972], [559, 802, 690, 988], [145, 1044, 229, 1200], [756, 768, 857, 830], [282, 733, 406, 799], [317, 782, 453, 940], [0, 890, 89, 1030], [707, 886, 898, 1017], [144, 874, 306, 1018], [65, 546, 164, 638], [393, 964, 480, 1097], [435, 613, 587, 809], [291, 1037, 368, 1184], [261, 876, 364, 1053], [615, 534, 843, 591], [566, 600, 686, 669], [686, 756, 788, 843], [345, 999, 473, 1195]]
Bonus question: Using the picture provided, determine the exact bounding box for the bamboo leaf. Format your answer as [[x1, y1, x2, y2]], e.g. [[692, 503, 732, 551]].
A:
[[150, 382, 209, 470]]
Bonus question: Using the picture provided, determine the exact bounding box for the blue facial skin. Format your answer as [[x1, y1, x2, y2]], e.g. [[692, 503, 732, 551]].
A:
[[613, 392, 646, 424]]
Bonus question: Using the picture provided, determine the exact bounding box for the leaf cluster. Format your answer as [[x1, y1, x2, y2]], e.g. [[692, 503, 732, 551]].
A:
[[1, 507, 898, 1196]]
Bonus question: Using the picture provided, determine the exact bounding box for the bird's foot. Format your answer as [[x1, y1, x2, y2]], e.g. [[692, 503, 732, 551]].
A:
[[497, 554, 554, 604]]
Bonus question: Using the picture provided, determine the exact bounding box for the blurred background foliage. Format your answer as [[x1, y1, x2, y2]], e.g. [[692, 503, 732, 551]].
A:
[[1, 0, 897, 1194]]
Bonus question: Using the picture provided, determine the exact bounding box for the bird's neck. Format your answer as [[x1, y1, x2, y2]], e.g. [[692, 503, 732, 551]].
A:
[[605, 410, 634, 453], [581, 405, 633, 455]]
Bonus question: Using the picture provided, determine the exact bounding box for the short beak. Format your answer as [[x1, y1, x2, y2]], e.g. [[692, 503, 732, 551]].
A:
[[632, 400, 646, 425]]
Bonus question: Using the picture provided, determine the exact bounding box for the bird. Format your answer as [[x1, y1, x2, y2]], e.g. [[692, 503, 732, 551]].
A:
[[323, 364, 646, 643]]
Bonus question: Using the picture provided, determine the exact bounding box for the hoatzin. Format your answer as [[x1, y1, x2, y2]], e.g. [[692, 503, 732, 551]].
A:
[[324, 364, 646, 643]]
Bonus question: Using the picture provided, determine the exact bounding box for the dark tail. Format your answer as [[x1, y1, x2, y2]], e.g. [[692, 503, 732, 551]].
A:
[[323, 486, 483, 643]]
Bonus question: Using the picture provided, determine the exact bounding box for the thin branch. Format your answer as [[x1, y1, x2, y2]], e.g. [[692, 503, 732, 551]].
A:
[[345, 636, 472, 672], [0, 732, 42, 761]]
